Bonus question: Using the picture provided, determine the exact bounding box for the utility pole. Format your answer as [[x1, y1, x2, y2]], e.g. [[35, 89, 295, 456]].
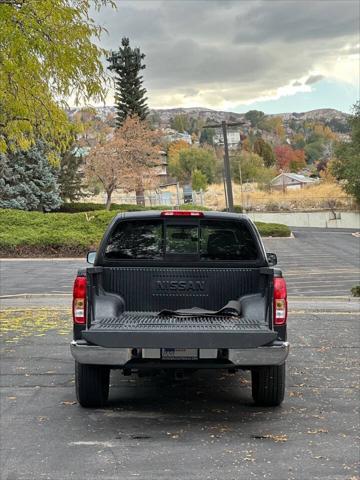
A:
[[223, 171, 228, 211], [221, 121, 234, 211], [238, 159, 244, 212], [203, 121, 245, 212]]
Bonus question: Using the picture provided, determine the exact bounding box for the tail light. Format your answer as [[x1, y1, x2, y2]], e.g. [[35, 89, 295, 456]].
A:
[[161, 210, 204, 217], [273, 277, 287, 325], [73, 276, 87, 324]]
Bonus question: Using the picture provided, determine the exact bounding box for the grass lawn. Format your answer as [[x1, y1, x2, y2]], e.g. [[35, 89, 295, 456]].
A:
[[0, 208, 291, 256]]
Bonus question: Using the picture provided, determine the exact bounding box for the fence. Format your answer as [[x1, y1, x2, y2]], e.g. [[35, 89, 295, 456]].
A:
[[100, 190, 205, 207], [91, 189, 356, 212]]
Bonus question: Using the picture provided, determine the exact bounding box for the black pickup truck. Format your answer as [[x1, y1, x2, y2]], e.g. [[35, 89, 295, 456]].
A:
[[70, 210, 289, 407]]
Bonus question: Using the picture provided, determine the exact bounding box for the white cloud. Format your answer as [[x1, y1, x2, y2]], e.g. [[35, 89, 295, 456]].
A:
[[92, 0, 359, 109]]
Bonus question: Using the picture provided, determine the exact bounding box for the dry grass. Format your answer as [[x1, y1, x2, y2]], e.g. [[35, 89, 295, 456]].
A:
[[88, 181, 354, 212], [204, 182, 354, 211]]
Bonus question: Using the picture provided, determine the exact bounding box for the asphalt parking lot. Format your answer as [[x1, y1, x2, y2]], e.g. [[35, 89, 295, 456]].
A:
[[0, 228, 359, 479], [1, 228, 359, 298], [1, 309, 359, 480]]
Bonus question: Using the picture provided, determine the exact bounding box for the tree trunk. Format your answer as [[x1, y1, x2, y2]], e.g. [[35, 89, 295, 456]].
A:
[[105, 191, 112, 210], [135, 188, 145, 206]]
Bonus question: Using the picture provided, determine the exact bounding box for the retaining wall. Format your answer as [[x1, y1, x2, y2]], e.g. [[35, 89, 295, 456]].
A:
[[248, 211, 360, 229]]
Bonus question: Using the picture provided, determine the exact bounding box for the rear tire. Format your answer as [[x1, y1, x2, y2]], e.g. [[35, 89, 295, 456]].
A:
[[75, 362, 110, 408], [251, 364, 285, 406]]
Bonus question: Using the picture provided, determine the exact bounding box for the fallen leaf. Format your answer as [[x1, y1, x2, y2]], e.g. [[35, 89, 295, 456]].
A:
[[289, 391, 303, 398], [37, 416, 49, 422], [316, 346, 330, 352], [61, 401, 77, 406]]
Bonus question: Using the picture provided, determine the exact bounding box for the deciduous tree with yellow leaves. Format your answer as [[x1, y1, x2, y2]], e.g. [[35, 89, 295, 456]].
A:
[[0, 0, 115, 155]]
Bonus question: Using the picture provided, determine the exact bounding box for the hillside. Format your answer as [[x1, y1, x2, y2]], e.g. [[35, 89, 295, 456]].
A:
[[68, 106, 350, 133]]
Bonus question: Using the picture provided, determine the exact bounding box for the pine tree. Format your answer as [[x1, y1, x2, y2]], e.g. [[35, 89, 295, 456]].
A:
[[58, 147, 85, 202], [199, 128, 215, 146], [0, 142, 62, 211], [107, 37, 149, 127]]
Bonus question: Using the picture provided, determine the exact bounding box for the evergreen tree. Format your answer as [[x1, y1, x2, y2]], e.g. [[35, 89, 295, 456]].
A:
[[0, 142, 62, 211], [58, 148, 86, 202], [244, 110, 265, 128], [107, 37, 149, 127], [199, 128, 215, 146], [253, 138, 276, 167]]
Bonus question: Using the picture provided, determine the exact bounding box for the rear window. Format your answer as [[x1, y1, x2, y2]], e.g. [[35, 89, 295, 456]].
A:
[[105, 220, 163, 259], [104, 219, 259, 261], [200, 220, 258, 260]]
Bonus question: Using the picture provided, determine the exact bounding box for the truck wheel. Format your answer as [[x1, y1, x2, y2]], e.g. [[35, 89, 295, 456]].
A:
[[75, 362, 110, 408], [251, 364, 285, 407]]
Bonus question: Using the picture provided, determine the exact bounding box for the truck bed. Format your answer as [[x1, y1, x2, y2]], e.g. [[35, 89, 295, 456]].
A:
[[82, 312, 277, 349]]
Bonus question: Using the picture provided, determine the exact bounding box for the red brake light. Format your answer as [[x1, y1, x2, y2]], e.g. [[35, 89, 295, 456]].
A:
[[73, 276, 87, 324], [273, 277, 287, 325], [161, 210, 204, 217]]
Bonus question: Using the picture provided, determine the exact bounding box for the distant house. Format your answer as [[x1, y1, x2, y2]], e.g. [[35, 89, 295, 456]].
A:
[[270, 173, 317, 191], [164, 131, 192, 145]]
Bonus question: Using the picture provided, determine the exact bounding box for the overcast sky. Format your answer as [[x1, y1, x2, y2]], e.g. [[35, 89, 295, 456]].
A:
[[92, 0, 360, 113]]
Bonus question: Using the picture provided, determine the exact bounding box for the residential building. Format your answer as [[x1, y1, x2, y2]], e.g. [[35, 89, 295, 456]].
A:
[[270, 173, 317, 191]]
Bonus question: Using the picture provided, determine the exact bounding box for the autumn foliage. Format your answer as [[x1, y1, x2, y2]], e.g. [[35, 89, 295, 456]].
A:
[[274, 145, 306, 172], [167, 139, 190, 162], [85, 116, 162, 209]]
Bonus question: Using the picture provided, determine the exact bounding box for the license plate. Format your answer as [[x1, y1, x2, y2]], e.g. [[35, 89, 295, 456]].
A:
[[161, 348, 198, 360]]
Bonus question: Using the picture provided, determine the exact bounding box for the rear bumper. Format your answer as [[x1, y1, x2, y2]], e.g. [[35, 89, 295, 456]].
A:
[[70, 340, 289, 367]]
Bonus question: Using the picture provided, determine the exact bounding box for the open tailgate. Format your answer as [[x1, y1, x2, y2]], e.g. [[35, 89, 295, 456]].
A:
[[82, 312, 277, 349]]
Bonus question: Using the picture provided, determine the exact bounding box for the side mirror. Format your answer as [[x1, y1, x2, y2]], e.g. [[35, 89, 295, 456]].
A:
[[267, 252, 277, 266], [87, 251, 96, 264]]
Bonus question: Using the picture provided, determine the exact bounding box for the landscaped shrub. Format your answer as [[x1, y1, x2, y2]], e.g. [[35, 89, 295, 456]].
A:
[[57, 202, 121, 213], [222, 205, 243, 213], [255, 221, 291, 237], [0, 208, 290, 256], [56, 202, 210, 213]]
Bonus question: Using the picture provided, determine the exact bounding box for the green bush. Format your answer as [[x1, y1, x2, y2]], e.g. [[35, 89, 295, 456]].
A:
[[0, 208, 290, 256], [57, 202, 210, 213], [255, 221, 291, 237], [222, 205, 243, 213], [56, 202, 134, 213]]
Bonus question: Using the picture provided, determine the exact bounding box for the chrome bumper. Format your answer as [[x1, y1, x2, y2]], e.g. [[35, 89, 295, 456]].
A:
[[228, 341, 289, 366], [70, 340, 130, 365], [71, 340, 289, 367]]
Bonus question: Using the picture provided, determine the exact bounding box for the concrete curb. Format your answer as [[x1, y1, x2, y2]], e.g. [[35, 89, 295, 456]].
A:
[[288, 295, 359, 302], [0, 293, 71, 299], [0, 257, 86, 261]]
